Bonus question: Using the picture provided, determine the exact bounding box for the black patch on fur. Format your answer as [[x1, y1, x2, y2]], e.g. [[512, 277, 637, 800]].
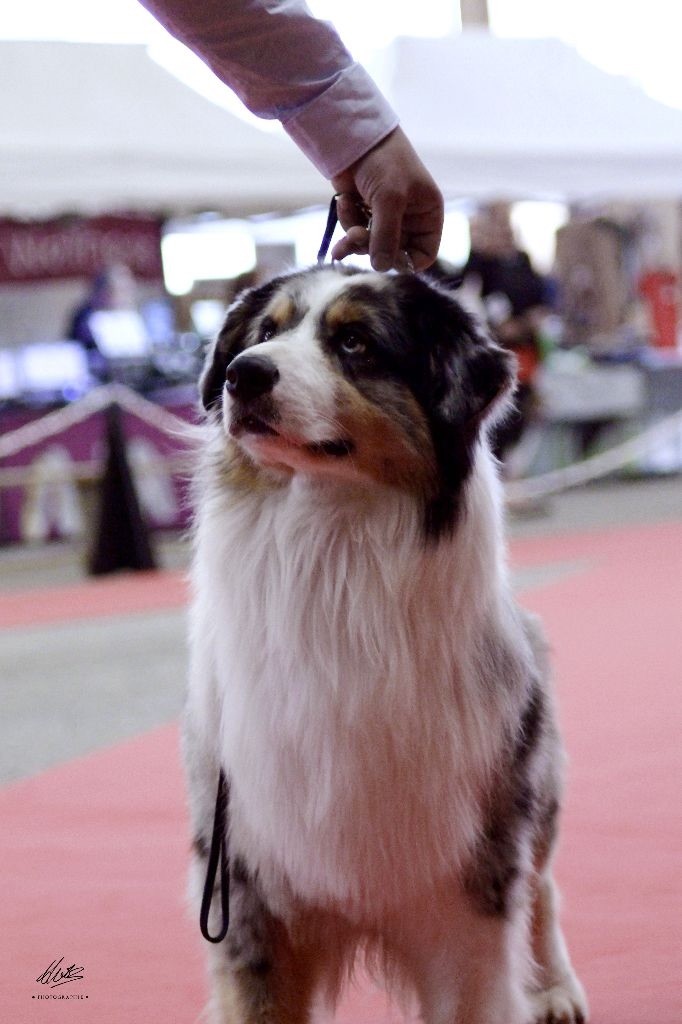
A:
[[465, 681, 549, 918], [515, 685, 545, 766], [231, 855, 250, 886], [222, 853, 279, 975], [465, 818, 521, 919], [247, 958, 273, 976], [193, 834, 209, 859], [533, 795, 561, 871]]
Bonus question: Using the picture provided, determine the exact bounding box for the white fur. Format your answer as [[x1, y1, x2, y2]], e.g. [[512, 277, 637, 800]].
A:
[[189, 429, 529, 924]]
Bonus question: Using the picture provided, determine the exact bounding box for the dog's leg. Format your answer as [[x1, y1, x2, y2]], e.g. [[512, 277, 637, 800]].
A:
[[204, 900, 320, 1024], [192, 841, 321, 1024], [517, 616, 588, 1023], [456, 908, 530, 1024], [527, 865, 589, 1024], [402, 888, 531, 1024], [183, 714, 321, 1024], [399, 876, 532, 1024]]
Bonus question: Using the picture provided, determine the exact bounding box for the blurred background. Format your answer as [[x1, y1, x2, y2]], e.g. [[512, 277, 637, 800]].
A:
[[1, 0, 682, 550], [1, 5, 680, 1023]]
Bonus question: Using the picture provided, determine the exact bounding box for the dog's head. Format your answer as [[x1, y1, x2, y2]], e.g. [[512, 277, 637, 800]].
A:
[[201, 266, 514, 537]]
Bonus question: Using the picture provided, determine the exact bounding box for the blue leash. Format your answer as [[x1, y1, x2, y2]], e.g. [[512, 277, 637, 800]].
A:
[[316, 194, 340, 264]]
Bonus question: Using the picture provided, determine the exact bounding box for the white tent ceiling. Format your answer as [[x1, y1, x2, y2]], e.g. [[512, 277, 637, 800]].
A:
[[0, 40, 328, 218], [4, 33, 682, 219], [388, 32, 682, 201]]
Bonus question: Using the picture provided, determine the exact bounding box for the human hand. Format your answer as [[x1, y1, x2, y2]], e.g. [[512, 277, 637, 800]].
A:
[[330, 127, 444, 272]]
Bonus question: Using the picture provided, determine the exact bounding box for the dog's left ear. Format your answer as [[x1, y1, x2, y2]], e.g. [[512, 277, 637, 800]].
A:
[[462, 340, 516, 427], [418, 286, 516, 538], [423, 291, 516, 430]]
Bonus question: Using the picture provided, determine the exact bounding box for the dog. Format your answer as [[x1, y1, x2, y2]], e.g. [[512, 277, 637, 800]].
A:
[[186, 264, 588, 1024]]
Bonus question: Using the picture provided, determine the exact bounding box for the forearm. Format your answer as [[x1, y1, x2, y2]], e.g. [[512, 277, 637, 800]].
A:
[[138, 0, 399, 177]]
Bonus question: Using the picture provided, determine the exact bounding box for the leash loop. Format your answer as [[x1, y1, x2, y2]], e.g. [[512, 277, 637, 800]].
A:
[[199, 769, 230, 943]]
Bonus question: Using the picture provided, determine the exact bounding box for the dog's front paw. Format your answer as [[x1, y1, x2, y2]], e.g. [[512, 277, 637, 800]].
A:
[[528, 975, 589, 1024]]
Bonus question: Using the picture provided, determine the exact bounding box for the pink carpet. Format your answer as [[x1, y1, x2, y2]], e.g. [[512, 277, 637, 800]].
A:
[[0, 569, 188, 629], [1, 521, 680, 1022]]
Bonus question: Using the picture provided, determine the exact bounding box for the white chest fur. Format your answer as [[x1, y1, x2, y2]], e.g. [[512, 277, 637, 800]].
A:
[[190, 450, 522, 919]]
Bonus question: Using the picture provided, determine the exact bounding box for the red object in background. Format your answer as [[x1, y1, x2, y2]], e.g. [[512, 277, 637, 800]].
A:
[[639, 269, 679, 348], [0, 214, 164, 285], [514, 344, 541, 385]]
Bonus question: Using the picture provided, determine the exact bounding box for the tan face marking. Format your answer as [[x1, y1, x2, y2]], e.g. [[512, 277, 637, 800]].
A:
[[324, 296, 370, 332], [264, 291, 299, 332], [333, 378, 437, 496]]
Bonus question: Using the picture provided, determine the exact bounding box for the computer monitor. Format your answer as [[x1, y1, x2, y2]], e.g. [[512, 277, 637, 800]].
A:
[[17, 342, 90, 398], [88, 309, 151, 359]]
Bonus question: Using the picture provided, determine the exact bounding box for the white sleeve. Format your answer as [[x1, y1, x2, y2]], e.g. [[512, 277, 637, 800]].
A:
[[138, 0, 399, 178]]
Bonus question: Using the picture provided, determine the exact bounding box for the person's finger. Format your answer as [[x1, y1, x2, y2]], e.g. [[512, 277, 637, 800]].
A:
[[405, 227, 444, 272], [331, 225, 370, 262], [335, 192, 371, 231], [400, 205, 445, 271], [366, 189, 407, 272]]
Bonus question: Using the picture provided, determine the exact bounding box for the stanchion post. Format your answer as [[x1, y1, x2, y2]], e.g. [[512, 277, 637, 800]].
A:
[[87, 402, 157, 576]]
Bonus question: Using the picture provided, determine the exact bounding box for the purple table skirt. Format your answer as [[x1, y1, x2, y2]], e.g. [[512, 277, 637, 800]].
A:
[[0, 389, 200, 545]]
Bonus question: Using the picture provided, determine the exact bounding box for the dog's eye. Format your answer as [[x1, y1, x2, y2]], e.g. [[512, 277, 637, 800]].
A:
[[258, 318, 276, 343], [341, 337, 365, 355], [339, 331, 367, 356]]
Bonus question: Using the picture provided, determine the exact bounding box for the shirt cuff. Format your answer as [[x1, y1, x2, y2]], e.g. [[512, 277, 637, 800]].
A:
[[280, 63, 400, 180]]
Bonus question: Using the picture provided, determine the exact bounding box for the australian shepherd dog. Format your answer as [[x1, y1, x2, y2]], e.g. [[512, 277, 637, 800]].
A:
[[186, 265, 588, 1024]]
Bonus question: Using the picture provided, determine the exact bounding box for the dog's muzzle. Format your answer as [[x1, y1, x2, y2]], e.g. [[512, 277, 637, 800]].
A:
[[225, 350, 355, 458]]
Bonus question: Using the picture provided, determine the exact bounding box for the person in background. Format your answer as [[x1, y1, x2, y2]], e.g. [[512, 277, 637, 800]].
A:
[[137, 0, 444, 271], [67, 264, 144, 381], [464, 203, 547, 318], [462, 203, 551, 461], [68, 265, 137, 345]]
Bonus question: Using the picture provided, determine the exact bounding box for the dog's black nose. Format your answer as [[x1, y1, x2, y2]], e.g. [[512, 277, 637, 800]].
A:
[[225, 354, 280, 401]]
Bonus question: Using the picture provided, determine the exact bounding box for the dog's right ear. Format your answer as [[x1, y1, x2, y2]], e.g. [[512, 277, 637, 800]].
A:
[[200, 278, 281, 412]]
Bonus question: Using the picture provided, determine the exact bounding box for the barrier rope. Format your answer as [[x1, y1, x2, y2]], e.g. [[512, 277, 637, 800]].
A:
[[0, 384, 680, 496], [506, 408, 682, 502], [0, 386, 114, 460], [106, 382, 199, 440], [0, 384, 196, 460]]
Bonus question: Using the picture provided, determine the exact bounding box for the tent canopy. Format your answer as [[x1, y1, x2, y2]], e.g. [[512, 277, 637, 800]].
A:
[[388, 32, 682, 200], [0, 40, 327, 218], [4, 34, 682, 219]]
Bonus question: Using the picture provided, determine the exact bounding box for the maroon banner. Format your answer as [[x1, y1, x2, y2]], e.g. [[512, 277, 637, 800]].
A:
[[0, 215, 164, 285]]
